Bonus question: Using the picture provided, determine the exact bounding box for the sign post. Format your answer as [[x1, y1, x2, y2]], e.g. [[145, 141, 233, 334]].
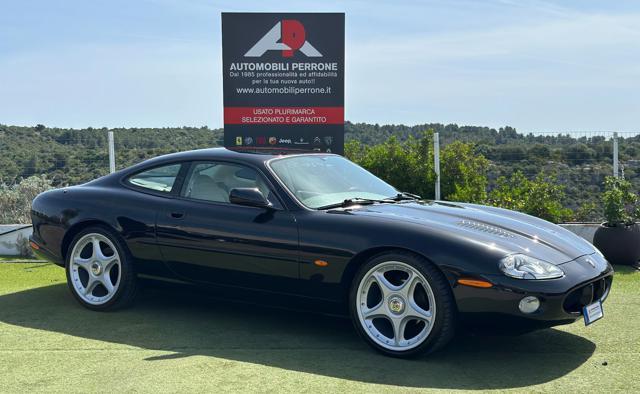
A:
[[221, 13, 345, 154]]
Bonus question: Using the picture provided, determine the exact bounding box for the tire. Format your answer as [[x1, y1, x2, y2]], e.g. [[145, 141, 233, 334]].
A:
[[349, 250, 456, 357], [65, 225, 137, 311]]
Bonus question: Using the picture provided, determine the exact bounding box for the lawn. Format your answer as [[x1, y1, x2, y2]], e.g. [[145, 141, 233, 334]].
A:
[[0, 263, 638, 393], [0, 256, 41, 263]]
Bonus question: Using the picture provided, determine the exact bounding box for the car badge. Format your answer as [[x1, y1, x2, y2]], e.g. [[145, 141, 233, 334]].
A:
[[244, 137, 253, 145], [268, 137, 277, 145], [585, 257, 596, 268], [256, 136, 266, 145], [235, 136, 243, 146], [324, 136, 333, 145]]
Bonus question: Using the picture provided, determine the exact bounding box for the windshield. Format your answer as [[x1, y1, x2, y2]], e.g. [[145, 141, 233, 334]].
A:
[[269, 155, 398, 209]]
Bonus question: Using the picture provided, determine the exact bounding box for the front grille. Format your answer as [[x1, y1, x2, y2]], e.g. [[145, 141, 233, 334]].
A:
[[563, 276, 612, 314]]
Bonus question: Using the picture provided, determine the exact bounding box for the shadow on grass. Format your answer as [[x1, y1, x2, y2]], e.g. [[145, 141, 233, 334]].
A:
[[0, 282, 595, 389]]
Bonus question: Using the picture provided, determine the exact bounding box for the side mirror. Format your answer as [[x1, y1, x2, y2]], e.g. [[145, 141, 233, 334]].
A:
[[229, 188, 272, 209]]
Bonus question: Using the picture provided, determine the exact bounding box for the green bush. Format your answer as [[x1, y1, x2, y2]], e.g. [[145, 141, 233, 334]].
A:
[[346, 131, 489, 202], [348, 134, 574, 223], [0, 175, 54, 224], [441, 141, 488, 203], [488, 171, 573, 223], [602, 176, 638, 226], [346, 133, 436, 198]]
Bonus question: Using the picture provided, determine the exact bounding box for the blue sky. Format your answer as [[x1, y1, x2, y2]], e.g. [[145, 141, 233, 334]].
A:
[[1, 0, 639, 132]]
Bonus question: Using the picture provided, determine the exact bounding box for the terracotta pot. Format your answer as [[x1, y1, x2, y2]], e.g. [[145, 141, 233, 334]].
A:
[[593, 223, 640, 266]]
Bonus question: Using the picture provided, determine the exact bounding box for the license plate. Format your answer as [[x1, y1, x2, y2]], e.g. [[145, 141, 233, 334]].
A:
[[583, 300, 604, 326]]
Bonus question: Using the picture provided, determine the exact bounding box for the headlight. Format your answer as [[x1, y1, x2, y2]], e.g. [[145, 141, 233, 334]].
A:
[[499, 254, 564, 280]]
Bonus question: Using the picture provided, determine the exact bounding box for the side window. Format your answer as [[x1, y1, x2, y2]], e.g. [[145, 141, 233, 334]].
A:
[[128, 164, 182, 193], [181, 162, 280, 207]]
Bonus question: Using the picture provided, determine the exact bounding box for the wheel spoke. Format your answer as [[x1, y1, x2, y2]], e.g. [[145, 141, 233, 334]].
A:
[[84, 277, 98, 296], [73, 256, 92, 270], [406, 298, 433, 323], [103, 258, 118, 274], [362, 301, 386, 319], [101, 275, 115, 294], [398, 272, 418, 299], [91, 237, 108, 262], [390, 317, 407, 345], [372, 271, 398, 296]]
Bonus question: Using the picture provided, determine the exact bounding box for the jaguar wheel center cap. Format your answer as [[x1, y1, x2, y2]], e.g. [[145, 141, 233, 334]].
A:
[[91, 262, 102, 276], [388, 296, 405, 314]]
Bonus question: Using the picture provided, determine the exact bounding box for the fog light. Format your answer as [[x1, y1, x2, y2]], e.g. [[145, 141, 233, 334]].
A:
[[518, 296, 540, 314]]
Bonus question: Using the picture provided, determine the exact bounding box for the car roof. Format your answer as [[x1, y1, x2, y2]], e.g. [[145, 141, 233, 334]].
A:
[[127, 147, 336, 171]]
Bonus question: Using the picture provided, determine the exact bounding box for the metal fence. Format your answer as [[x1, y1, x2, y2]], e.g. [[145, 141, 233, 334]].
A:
[[435, 131, 637, 219]]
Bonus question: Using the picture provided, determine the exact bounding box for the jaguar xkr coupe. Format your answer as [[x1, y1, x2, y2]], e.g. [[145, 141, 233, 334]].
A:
[[30, 148, 613, 357]]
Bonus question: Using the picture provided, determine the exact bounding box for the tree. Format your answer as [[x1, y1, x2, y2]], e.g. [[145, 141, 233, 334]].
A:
[[346, 133, 436, 198], [488, 171, 573, 223], [529, 144, 551, 161], [441, 141, 488, 203], [347, 131, 489, 202], [565, 143, 595, 165]]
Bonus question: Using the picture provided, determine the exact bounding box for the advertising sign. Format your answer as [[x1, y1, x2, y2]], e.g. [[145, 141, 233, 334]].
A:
[[222, 13, 345, 154]]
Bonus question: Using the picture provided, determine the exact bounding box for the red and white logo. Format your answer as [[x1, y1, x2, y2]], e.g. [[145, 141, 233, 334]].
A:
[[245, 20, 322, 58]]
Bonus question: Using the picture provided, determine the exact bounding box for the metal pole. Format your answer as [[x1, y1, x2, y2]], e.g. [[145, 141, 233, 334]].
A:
[[108, 131, 115, 173], [613, 132, 619, 178], [434, 132, 441, 200]]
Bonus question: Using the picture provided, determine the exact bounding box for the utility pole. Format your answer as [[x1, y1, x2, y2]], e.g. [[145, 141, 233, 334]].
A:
[[108, 131, 115, 174], [613, 132, 619, 178], [434, 133, 440, 200]]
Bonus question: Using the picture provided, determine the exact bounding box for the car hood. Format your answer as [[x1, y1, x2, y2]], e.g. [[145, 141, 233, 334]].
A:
[[346, 201, 596, 265]]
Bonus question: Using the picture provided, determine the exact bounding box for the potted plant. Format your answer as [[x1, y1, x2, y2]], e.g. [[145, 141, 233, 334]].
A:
[[593, 176, 640, 266]]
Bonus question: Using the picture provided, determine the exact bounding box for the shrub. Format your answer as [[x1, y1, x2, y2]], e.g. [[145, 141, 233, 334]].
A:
[[346, 132, 436, 198], [601, 176, 638, 226], [441, 141, 489, 203], [0, 175, 54, 224], [574, 201, 599, 222], [346, 130, 491, 203], [488, 171, 573, 223]]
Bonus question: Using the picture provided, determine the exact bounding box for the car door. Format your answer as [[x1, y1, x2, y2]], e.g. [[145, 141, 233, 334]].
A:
[[155, 161, 300, 293]]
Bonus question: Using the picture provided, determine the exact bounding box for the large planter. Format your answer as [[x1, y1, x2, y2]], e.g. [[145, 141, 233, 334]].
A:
[[593, 223, 640, 266]]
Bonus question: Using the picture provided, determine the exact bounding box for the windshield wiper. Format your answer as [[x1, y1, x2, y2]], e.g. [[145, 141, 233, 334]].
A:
[[316, 197, 395, 210], [385, 192, 421, 202]]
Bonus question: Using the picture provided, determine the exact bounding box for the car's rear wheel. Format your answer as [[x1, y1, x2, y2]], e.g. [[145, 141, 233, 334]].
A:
[[65, 226, 137, 311], [349, 251, 456, 357]]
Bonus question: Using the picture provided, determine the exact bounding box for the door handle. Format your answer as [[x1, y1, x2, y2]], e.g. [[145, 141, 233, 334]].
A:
[[169, 211, 185, 219]]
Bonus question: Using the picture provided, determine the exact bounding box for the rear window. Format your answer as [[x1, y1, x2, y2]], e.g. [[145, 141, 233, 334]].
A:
[[128, 164, 181, 193]]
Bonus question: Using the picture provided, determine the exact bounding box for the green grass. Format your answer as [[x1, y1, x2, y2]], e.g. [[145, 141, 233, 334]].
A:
[[0, 255, 40, 262], [0, 263, 638, 393]]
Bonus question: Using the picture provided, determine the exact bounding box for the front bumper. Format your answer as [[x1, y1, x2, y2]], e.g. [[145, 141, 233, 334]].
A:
[[454, 254, 614, 327]]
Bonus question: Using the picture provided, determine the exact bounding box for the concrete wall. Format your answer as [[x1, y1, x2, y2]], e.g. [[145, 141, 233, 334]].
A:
[[558, 223, 600, 244], [0, 225, 32, 256]]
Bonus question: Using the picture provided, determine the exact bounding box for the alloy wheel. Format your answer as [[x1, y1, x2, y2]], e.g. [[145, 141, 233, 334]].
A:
[[356, 261, 436, 351], [69, 233, 121, 305]]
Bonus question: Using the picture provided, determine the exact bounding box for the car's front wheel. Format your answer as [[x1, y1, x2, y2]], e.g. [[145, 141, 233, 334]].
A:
[[349, 251, 456, 357], [65, 226, 137, 311]]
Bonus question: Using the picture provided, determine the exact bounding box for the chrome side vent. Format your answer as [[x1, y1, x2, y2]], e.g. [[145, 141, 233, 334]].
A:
[[457, 220, 515, 238]]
